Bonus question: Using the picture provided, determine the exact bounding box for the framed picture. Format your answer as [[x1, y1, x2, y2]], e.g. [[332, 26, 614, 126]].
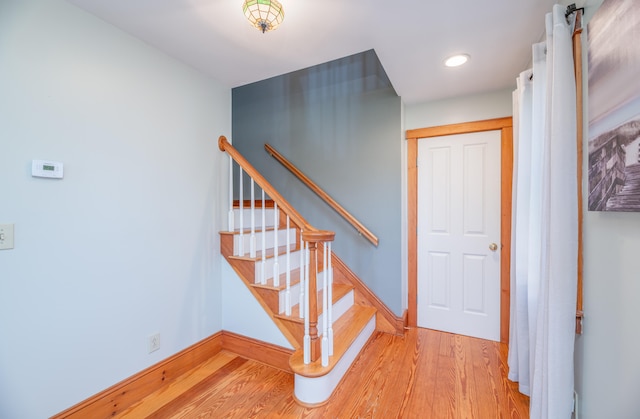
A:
[[587, 0, 640, 211]]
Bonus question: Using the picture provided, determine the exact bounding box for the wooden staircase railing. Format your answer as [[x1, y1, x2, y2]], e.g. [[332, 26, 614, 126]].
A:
[[265, 143, 379, 246], [219, 135, 335, 365]]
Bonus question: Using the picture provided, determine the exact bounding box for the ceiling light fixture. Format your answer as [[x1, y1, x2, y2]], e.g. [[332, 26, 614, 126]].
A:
[[444, 54, 470, 67], [242, 0, 285, 33]]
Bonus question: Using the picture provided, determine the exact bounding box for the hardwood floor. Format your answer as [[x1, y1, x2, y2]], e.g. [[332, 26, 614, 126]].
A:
[[116, 328, 528, 418]]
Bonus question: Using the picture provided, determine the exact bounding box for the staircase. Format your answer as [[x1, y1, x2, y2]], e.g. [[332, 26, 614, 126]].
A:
[[218, 136, 387, 406], [606, 163, 640, 211]]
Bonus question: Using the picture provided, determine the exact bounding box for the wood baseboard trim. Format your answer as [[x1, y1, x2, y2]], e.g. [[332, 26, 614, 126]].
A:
[[52, 331, 224, 418], [52, 331, 293, 418], [401, 309, 408, 331], [221, 330, 294, 372]]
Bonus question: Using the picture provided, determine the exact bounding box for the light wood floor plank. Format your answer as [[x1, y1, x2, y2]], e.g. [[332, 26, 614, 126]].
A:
[[398, 328, 441, 417], [120, 328, 528, 418]]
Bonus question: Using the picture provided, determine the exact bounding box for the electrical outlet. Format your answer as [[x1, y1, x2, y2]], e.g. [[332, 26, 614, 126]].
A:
[[148, 333, 160, 353]]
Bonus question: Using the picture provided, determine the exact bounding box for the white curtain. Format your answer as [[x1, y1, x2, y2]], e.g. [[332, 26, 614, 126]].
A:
[[508, 5, 578, 418]]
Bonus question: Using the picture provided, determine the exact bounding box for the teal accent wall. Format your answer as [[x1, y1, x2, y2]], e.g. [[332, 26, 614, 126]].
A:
[[232, 50, 403, 315]]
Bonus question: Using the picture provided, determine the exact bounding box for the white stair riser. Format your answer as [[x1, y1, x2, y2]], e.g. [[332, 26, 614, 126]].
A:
[[317, 290, 353, 332], [254, 249, 302, 283], [233, 228, 296, 256], [293, 315, 376, 405], [233, 208, 277, 229], [278, 280, 350, 319], [279, 282, 301, 314]]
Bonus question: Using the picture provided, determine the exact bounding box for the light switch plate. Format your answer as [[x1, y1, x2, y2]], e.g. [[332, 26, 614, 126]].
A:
[[0, 224, 14, 250]]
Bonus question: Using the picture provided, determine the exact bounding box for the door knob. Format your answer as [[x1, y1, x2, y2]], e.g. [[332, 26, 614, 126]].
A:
[[489, 243, 498, 252]]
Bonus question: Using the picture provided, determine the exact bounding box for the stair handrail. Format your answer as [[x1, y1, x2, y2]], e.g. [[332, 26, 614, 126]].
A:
[[219, 135, 334, 364], [265, 143, 379, 247]]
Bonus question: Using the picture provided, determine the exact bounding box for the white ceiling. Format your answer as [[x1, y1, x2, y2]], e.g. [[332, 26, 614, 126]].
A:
[[68, 0, 575, 104]]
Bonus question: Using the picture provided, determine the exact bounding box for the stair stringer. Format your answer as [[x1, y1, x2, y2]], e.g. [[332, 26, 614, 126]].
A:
[[220, 233, 302, 350]]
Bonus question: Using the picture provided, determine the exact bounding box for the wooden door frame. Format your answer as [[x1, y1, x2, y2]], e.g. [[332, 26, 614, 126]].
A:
[[406, 117, 513, 343]]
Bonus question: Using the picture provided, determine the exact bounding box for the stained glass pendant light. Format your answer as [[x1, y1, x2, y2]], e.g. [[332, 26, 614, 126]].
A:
[[242, 0, 285, 33]]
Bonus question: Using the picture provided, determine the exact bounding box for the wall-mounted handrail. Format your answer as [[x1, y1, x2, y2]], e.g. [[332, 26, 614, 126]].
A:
[[265, 143, 379, 247], [219, 135, 334, 365]]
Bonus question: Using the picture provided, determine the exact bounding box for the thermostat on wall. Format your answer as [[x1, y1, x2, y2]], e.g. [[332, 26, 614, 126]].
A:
[[32, 160, 63, 179]]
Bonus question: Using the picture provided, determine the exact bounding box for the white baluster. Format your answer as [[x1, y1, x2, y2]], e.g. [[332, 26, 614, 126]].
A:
[[285, 216, 291, 316], [272, 202, 279, 286], [238, 167, 244, 256], [327, 241, 334, 356], [299, 231, 305, 319], [321, 242, 329, 367], [249, 178, 256, 258], [303, 239, 310, 365], [260, 189, 266, 285], [228, 156, 234, 232]]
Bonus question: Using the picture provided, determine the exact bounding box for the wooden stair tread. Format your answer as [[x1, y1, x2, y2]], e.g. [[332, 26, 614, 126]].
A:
[[227, 243, 299, 261], [289, 304, 376, 378], [219, 226, 279, 235], [251, 268, 302, 291], [274, 283, 354, 322]]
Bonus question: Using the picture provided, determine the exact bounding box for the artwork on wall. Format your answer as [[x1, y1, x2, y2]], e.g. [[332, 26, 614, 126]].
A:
[[587, 0, 640, 211]]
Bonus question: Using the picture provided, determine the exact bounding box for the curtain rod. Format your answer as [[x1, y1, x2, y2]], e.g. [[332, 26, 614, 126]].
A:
[[565, 3, 584, 19]]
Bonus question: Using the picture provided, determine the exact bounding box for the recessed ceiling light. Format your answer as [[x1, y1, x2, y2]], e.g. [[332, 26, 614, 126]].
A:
[[444, 54, 470, 67]]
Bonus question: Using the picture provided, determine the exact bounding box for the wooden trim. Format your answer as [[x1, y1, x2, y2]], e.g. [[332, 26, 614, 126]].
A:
[[406, 117, 513, 140], [265, 143, 379, 246], [573, 10, 584, 335], [406, 137, 418, 327], [306, 240, 321, 362], [500, 126, 514, 344], [302, 230, 336, 243], [233, 199, 275, 208], [401, 309, 409, 330], [52, 331, 295, 418], [406, 117, 513, 344], [52, 332, 225, 418], [221, 331, 293, 372], [331, 252, 405, 336]]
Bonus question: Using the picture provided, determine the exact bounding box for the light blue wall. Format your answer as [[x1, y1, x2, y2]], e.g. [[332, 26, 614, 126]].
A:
[[232, 51, 404, 315], [405, 88, 514, 129], [221, 261, 292, 348], [0, 1, 230, 417], [575, 1, 640, 417]]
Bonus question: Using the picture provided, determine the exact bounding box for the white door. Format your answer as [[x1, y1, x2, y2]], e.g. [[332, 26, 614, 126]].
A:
[[417, 130, 501, 341]]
